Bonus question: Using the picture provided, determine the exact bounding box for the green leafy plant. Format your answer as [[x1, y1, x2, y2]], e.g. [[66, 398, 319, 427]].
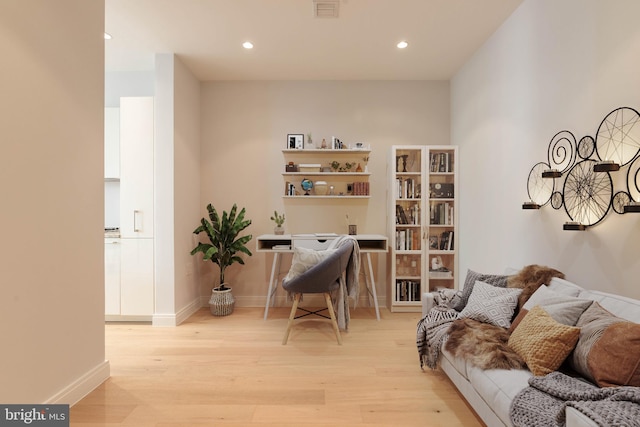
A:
[[331, 160, 340, 171], [191, 203, 253, 290], [270, 210, 285, 227]]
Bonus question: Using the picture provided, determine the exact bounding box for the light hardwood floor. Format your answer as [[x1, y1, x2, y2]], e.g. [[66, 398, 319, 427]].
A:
[[70, 307, 483, 426]]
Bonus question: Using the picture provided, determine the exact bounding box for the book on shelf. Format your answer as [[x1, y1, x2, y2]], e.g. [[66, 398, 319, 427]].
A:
[[395, 280, 421, 302], [438, 230, 454, 250], [430, 152, 453, 173], [395, 177, 420, 199], [395, 229, 421, 250], [395, 204, 420, 225], [429, 201, 454, 225], [352, 181, 370, 196]]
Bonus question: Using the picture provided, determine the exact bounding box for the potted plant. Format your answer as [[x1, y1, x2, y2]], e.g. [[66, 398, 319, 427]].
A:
[[270, 210, 285, 235], [191, 203, 253, 316]]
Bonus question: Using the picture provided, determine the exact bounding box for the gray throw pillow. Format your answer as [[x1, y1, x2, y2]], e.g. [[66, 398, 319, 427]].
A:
[[453, 269, 510, 311]]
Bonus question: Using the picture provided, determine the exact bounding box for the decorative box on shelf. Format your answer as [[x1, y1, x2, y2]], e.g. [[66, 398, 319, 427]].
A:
[[299, 164, 321, 173]]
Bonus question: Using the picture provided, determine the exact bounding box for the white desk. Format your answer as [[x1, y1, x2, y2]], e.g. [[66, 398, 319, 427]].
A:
[[256, 234, 388, 320]]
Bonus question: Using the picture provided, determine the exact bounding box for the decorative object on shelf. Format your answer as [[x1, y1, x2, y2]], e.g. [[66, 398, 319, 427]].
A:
[[321, 138, 327, 149], [522, 106, 640, 230], [356, 163, 363, 172], [331, 136, 344, 149], [287, 134, 304, 149], [301, 178, 314, 195], [270, 210, 285, 235], [285, 162, 297, 172], [191, 203, 253, 316], [396, 155, 409, 172], [330, 160, 340, 172], [314, 180, 328, 195], [306, 133, 313, 148]]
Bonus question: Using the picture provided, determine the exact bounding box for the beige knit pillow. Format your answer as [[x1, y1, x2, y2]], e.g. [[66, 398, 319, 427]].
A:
[[508, 305, 580, 376]]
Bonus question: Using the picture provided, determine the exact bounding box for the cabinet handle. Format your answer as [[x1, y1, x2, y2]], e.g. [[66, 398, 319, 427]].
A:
[[133, 210, 141, 232]]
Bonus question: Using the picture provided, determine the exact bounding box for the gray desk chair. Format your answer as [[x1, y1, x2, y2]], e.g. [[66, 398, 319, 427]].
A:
[[281, 240, 355, 345]]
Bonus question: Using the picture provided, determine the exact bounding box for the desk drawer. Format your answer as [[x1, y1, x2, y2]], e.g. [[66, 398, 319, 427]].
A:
[[292, 236, 334, 250]]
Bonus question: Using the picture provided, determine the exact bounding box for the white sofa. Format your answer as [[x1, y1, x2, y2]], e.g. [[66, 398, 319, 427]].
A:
[[421, 277, 640, 427]]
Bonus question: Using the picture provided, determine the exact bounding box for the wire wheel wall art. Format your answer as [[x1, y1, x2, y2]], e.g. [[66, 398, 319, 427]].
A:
[[523, 106, 640, 229]]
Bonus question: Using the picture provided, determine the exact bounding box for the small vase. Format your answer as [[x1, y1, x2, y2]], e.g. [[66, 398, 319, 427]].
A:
[[356, 163, 363, 172], [274, 225, 284, 235]]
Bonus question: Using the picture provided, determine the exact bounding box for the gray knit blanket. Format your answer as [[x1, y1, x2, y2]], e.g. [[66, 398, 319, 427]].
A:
[[510, 371, 640, 427], [416, 289, 459, 369]]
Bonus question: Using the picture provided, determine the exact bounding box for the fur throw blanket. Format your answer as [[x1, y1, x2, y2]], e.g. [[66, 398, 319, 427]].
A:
[[419, 264, 565, 371], [445, 318, 525, 370]]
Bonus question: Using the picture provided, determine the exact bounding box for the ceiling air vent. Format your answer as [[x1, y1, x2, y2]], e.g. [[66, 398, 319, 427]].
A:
[[313, 0, 339, 18]]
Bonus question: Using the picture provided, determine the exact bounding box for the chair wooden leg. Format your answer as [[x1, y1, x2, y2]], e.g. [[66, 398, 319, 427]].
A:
[[324, 293, 343, 345], [282, 293, 301, 345]]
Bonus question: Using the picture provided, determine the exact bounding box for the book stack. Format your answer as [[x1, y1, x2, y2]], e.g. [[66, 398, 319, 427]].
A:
[[395, 280, 421, 301], [430, 152, 453, 173], [395, 177, 420, 199], [352, 181, 370, 196], [430, 202, 454, 225], [396, 204, 420, 225], [395, 229, 420, 250]]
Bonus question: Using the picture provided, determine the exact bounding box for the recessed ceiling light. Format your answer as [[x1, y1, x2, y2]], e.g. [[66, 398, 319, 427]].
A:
[[397, 41, 408, 49], [104, 32, 112, 40], [242, 41, 254, 49]]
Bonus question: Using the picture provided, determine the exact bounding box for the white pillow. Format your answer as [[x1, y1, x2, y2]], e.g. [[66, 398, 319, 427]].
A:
[[283, 246, 336, 282], [458, 280, 522, 328], [522, 284, 592, 326]]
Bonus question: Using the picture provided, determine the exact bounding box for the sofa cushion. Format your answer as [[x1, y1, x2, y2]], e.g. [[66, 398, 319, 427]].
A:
[[458, 280, 522, 329], [547, 277, 583, 296], [441, 347, 469, 380], [283, 246, 336, 282], [467, 364, 532, 427], [578, 290, 640, 323], [571, 301, 640, 387], [453, 269, 510, 311], [508, 306, 580, 376], [509, 285, 593, 332]]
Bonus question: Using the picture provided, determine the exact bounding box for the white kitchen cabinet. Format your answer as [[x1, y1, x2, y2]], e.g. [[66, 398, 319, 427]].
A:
[[104, 107, 120, 179], [119, 238, 154, 317], [119, 97, 154, 238], [104, 238, 121, 316]]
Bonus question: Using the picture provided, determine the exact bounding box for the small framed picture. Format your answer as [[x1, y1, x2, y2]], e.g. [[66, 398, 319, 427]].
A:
[[428, 235, 439, 250], [287, 134, 304, 149]]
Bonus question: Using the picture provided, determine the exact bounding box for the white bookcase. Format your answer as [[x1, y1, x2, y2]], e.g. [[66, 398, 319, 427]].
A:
[[388, 145, 458, 312]]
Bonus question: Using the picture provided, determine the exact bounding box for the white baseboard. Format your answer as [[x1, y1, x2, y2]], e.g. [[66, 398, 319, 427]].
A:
[[152, 296, 203, 326], [47, 360, 110, 406], [202, 294, 386, 309]]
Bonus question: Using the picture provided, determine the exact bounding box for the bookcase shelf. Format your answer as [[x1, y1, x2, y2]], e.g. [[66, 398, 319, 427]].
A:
[[388, 145, 458, 312]]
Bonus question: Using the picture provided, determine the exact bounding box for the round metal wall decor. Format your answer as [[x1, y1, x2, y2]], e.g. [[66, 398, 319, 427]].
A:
[[595, 107, 640, 166], [547, 130, 576, 174], [627, 155, 640, 202], [551, 191, 563, 210], [612, 191, 632, 214], [562, 160, 612, 226], [527, 162, 554, 206], [577, 135, 595, 160]]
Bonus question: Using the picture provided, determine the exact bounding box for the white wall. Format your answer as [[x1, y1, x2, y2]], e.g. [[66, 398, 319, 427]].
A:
[[153, 54, 202, 325], [0, 0, 108, 403], [199, 80, 450, 306], [173, 56, 202, 315], [452, 0, 640, 299]]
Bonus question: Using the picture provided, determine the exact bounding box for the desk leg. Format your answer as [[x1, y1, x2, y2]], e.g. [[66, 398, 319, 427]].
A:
[[264, 253, 281, 320], [361, 252, 380, 321]]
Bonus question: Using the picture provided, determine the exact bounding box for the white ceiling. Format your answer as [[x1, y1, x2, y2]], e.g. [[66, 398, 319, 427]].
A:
[[105, 0, 523, 81]]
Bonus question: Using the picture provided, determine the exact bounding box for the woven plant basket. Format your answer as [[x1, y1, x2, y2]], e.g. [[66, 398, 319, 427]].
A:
[[209, 286, 235, 316]]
